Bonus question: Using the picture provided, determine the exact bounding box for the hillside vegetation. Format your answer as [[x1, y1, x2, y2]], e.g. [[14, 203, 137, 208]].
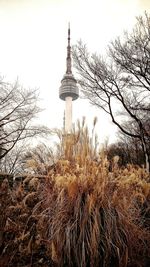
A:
[[0, 121, 150, 267]]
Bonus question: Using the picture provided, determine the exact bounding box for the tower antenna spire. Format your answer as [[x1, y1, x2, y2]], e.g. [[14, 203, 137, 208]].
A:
[[66, 22, 71, 74]]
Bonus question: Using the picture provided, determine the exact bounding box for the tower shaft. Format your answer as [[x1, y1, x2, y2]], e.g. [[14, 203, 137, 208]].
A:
[[65, 96, 72, 132]]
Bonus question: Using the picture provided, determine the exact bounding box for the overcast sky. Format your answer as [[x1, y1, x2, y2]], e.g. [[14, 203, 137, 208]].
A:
[[0, 0, 149, 144]]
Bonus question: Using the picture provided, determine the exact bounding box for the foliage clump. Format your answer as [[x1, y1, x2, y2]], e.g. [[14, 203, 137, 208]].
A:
[[0, 120, 150, 266]]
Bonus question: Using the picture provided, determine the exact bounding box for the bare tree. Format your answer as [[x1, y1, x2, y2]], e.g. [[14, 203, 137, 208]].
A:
[[107, 136, 145, 168], [73, 13, 150, 172], [20, 143, 55, 175], [0, 141, 30, 175], [0, 78, 49, 161]]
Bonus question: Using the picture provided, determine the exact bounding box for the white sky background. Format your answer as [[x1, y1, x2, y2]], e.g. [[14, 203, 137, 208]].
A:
[[0, 0, 149, 145]]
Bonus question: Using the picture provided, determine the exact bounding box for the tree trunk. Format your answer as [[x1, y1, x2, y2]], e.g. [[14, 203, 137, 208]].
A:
[[141, 137, 150, 173]]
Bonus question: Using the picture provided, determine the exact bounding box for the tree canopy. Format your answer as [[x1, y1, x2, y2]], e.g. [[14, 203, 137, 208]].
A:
[[73, 13, 150, 171], [0, 78, 49, 163]]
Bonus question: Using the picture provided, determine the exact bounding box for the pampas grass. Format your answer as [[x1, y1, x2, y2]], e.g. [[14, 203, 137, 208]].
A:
[[37, 119, 150, 267], [0, 119, 149, 267]]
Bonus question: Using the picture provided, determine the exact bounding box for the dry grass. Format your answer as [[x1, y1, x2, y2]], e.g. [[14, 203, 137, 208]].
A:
[[37, 120, 150, 267], [0, 119, 150, 267]]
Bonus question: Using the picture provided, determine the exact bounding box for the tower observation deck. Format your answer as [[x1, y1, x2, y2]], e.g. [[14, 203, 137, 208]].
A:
[[59, 25, 79, 132]]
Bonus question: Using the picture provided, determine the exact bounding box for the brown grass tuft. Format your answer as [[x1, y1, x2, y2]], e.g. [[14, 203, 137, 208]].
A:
[[0, 121, 149, 267]]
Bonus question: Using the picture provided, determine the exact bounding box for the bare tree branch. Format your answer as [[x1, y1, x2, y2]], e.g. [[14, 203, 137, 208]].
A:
[[0, 78, 50, 161], [73, 13, 150, 171]]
